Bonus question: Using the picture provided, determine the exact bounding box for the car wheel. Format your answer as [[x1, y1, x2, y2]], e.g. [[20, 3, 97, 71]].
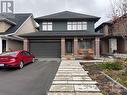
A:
[[19, 61, 24, 69], [32, 58, 35, 63]]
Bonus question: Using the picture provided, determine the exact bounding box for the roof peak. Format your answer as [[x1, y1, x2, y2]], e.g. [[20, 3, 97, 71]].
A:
[[35, 11, 100, 22]]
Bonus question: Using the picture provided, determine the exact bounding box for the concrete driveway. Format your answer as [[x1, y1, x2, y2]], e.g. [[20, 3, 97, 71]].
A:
[[0, 58, 60, 95]]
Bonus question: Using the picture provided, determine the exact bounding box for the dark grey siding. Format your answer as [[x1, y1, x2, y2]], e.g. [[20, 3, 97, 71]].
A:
[[52, 21, 95, 32], [29, 40, 61, 58], [39, 23, 42, 31], [53, 21, 67, 31], [87, 22, 95, 32], [40, 21, 95, 32]]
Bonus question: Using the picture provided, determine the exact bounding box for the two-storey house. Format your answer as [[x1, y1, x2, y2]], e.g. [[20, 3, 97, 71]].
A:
[[96, 14, 127, 56], [21, 11, 102, 58]]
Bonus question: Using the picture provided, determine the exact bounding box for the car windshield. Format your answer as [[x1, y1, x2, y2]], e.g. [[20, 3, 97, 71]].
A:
[[0, 51, 18, 56]]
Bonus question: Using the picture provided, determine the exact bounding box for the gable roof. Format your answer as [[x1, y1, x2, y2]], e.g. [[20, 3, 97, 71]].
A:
[[95, 20, 112, 32], [35, 11, 100, 22], [0, 13, 32, 35], [0, 16, 16, 25]]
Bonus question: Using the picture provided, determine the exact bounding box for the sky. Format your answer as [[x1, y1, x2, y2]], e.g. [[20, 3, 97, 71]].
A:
[[13, 0, 112, 27]]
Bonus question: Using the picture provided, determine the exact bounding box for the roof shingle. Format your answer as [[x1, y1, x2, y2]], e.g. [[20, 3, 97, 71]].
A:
[[0, 13, 32, 35], [35, 11, 100, 22], [20, 31, 103, 37]]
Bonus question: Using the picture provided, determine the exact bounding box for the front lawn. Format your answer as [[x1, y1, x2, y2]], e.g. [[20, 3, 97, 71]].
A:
[[97, 60, 127, 88], [81, 60, 127, 95]]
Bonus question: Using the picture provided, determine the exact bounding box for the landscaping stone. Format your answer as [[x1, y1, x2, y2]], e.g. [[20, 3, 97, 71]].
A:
[[52, 80, 97, 85], [75, 92, 103, 95], [68, 81, 97, 85], [74, 85, 100, 92], [49, 85, 74, 92], [48, 92, 75, 95], [72, 76, 92, 81], [54, 76, 73, 81]]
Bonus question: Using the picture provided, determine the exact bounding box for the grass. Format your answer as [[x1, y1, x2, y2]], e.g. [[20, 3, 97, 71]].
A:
[[96, 60, 127, 88], [97, 61, 123, 70], [104, 70, 127, 87]]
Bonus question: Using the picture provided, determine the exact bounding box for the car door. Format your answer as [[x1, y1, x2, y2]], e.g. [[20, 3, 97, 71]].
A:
[[20, 51, 29, 64], [25, 51, 33, 63]]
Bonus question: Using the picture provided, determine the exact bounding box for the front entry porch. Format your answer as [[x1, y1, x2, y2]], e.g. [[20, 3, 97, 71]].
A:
[[61, 37, 100, 59], [101, 37, 127, 57]]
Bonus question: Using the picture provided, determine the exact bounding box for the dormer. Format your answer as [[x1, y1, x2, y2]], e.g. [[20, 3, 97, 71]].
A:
[[0, 17, 16, 33]]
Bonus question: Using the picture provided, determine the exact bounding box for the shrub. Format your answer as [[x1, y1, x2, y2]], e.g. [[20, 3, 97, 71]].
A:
[[84, 54, 94, 60], [97, 61, 123, 70]]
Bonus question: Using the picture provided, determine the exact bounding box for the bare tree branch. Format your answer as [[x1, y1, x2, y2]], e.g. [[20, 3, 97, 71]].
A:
[[109, 0, 127, 40]]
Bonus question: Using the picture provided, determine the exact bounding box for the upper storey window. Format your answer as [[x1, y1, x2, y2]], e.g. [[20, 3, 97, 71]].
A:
[[67, 22, 87, 30], [42, 22, 52, 31]]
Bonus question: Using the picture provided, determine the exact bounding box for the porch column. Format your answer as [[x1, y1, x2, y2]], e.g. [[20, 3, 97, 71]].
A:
[[0, 37, 2, 54], [61, 37, 65, 57], [95, 37, 100, 58], [74, 37, 78, 56], [23, 38, 29, 51]]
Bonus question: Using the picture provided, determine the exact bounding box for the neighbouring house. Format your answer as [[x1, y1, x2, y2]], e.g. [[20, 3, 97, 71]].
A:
[[21, 11, 103, 58], [95, 14, 127, 56], [0, 13, 37, 54]]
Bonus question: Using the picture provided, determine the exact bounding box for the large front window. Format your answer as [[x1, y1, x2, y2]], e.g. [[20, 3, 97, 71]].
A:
[[67, 22, 87, 30], [79, 40, 92, 50], [42, 22, 52, 31]]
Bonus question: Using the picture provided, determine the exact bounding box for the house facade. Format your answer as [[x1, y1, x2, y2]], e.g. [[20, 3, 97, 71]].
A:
[[96, 14, 127, 56], [0, 13, 37, 54], [21, 11, 103, 58]]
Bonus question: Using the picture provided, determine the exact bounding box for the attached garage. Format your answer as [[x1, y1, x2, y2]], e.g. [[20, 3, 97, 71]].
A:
[[29, 40, 61, 58]]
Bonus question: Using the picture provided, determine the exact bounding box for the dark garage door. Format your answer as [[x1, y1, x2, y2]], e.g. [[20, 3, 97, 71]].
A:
[[29, 40, 61, 58]]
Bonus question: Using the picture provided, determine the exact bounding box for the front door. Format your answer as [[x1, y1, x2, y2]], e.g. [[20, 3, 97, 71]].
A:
[[65, 40, 73, 54]]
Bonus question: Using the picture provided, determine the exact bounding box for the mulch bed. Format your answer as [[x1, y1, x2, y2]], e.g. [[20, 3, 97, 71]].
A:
[[80, 62, 127, 95]]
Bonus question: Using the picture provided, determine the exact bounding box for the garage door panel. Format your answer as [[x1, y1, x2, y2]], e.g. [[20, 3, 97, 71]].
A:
[[29, 41, 61, 58]]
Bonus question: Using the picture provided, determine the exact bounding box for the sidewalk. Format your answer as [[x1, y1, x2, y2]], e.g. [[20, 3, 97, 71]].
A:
[[48, 60, 103, 95]]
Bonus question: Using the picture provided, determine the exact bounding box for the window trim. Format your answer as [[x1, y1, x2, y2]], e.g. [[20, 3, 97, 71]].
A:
[[67, 21, 87, 30], [42, 22, 52, 31]]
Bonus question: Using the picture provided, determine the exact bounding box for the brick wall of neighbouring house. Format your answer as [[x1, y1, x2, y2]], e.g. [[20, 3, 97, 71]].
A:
[[103, 25, 109, 35], [100, 39, 109, 54], [112, 16, 127, 33], [117, 38, 125, 53]]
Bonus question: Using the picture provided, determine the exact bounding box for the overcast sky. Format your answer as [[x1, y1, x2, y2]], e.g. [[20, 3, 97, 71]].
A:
[[14, 0, 112, 27]]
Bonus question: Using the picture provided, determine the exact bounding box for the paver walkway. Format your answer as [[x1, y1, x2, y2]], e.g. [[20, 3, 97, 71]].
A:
[[48, 60, 103, 95]]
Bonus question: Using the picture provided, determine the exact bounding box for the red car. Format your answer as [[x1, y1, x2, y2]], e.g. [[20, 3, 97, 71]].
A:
[[0, 50, 35, 69]]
